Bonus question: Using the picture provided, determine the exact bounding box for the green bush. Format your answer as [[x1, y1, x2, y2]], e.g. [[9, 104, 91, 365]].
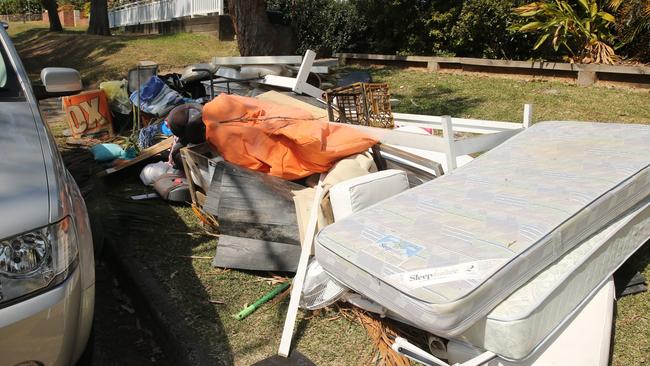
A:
[[513, 0, 618, 64], [614, 0, 650, 61], [449, 0, 534, 59], [268, 0, 365, 56], [427, 2, 463, 56], [351, 0, 434, 55], [266, 0, 646, 62]]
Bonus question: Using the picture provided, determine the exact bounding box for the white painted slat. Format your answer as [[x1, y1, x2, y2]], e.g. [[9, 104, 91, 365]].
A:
[[259, 50, 325, 100], [328, 122, 449, 152], [454, 129, 522, 156], [441, 116, 457, 171], [293, 50, 316, 92], [212, 55, 304, 66], [523, 103, 533, 128], [260, 75, 296, 89], [278, 175, 325, 357], [393, 112, 523, 134]]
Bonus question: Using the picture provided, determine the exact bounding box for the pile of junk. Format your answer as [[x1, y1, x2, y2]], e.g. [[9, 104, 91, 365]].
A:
[[63, 49, 650, 366]]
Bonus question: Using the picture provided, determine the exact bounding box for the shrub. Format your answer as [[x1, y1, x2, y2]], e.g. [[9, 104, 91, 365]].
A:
[[268, 0, 365, 56], [449, 0, 535, 59], [513, 0, 619, 64], [351, 0, 434, 55], [612, 0, 650, 61]]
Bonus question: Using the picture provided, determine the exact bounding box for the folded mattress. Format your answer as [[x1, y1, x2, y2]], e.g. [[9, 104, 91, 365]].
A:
[[315, 121, 650, 336], [459, 199, 650, 360]]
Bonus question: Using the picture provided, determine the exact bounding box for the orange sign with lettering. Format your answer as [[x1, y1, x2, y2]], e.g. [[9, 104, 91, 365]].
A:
[[63, 90, 114, 138]]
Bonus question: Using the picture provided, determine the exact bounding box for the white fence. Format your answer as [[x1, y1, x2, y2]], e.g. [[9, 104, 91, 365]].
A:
[[108, 0, 224, 28]]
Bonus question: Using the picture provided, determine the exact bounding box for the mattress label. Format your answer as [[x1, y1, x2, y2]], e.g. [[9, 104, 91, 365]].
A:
[[376, 235, 423, 258], [392, 259, 507, 289]]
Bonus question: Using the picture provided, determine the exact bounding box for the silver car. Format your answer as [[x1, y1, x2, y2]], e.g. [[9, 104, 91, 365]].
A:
[[0, 23, 95, 365]]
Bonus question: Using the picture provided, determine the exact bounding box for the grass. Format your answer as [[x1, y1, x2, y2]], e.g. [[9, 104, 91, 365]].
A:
[[6, 21, 238, 87], [358, 66, 650, 124], [11, 21, 649, 365]]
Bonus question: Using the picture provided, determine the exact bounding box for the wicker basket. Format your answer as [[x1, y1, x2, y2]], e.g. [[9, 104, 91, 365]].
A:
[[325, 83, 394, 128]]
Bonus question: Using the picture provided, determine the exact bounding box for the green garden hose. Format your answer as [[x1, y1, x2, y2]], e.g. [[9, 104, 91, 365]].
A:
[[234, 282, 290, 320]]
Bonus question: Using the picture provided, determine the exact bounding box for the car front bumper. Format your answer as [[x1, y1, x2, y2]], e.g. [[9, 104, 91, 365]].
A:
[[0, 266, 95, 366]]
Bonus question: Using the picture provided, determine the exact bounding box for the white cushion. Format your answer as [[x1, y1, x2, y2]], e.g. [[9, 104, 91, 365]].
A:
[[329, 169, 409, 222]]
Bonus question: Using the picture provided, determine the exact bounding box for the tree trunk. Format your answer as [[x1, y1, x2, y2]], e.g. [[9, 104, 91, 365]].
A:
[[41, 0, 62, 31], [87, 0, 111, 36], [228, 0, 295, 56]]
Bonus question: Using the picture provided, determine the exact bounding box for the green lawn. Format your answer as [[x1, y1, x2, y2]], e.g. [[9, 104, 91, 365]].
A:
[[6, 21, 238, 87], [10, 21, 649, 365], [359, 66, 650, 125]]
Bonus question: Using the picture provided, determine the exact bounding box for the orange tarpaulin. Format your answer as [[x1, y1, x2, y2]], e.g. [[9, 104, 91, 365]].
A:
[[202, 94, 378, 180]]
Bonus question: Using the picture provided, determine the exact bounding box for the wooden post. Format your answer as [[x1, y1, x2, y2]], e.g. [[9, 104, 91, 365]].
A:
[[338, 54, 347, 67], [292, 49, 316, 95], [523, 104, 533, 128], [441, 116, 457, 172], [427, 61, 440, 72], [278, 174, 325, 357], [577, 70, 598, 86]]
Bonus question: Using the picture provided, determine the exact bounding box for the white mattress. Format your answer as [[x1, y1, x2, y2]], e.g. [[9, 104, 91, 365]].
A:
[[459, 200, 650, 360], [448, 278, 616, 366], [315, 121, 650, 337]]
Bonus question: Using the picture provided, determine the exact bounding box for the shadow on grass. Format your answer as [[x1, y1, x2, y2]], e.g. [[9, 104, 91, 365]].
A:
[[341, 66, 485, 116], [11, 27, 128, 85], [60, 146, 234, 365], [102, 173, 234, 365]]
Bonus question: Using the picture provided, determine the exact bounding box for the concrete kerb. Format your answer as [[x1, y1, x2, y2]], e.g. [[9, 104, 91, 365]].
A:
[[103, 238, 220, 366]]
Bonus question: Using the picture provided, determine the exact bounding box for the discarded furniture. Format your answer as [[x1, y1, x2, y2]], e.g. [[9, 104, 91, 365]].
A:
[[314, 122, 650, 365], [325, 82, 394, 128], [256, 50, 325, 100]]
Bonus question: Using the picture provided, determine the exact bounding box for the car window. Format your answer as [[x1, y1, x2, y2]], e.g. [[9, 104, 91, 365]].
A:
[[0, 40, 22, 100]]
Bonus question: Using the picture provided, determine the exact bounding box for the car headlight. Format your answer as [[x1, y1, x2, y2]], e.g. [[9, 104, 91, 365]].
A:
[[0, 217, 78, 306]]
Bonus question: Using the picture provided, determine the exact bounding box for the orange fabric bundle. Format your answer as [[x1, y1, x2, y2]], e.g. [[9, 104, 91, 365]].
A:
[[202, 94, 378, 180]]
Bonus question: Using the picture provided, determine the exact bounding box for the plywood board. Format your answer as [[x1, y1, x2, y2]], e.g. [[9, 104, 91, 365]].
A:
[[204, 159, 303, 245], [212, 235, 301, 272]]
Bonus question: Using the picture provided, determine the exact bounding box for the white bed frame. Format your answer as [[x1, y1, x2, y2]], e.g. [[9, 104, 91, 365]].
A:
[[339, 104, 533, 172], [278, 105, 533, 358]]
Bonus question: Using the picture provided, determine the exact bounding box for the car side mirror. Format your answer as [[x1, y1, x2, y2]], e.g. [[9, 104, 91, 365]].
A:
[[35, 67, 82, 100]]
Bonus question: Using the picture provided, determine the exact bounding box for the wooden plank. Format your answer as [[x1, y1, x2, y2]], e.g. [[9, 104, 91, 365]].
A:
[[441, 116, 457, 171], [212, 235, 301, 272], [287, 65, 329, 74], [379, 144, 444, 178], [98, 136, 174, 176], [278, 175, 325, 358], [523, 104, 533, 128], [328, 121, 449, 152], [393, 112, 523, 133], [293, 50, 316, 94], [212, 55, 303, 66], [454, 129, 522, 156], [204, 160, 302, 245], [459, 57, 576, 71], [261, 75, 325, 100], [259, 50, 325, 100], [261, 75, 296, 89], [335, 53, 650, 75]]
